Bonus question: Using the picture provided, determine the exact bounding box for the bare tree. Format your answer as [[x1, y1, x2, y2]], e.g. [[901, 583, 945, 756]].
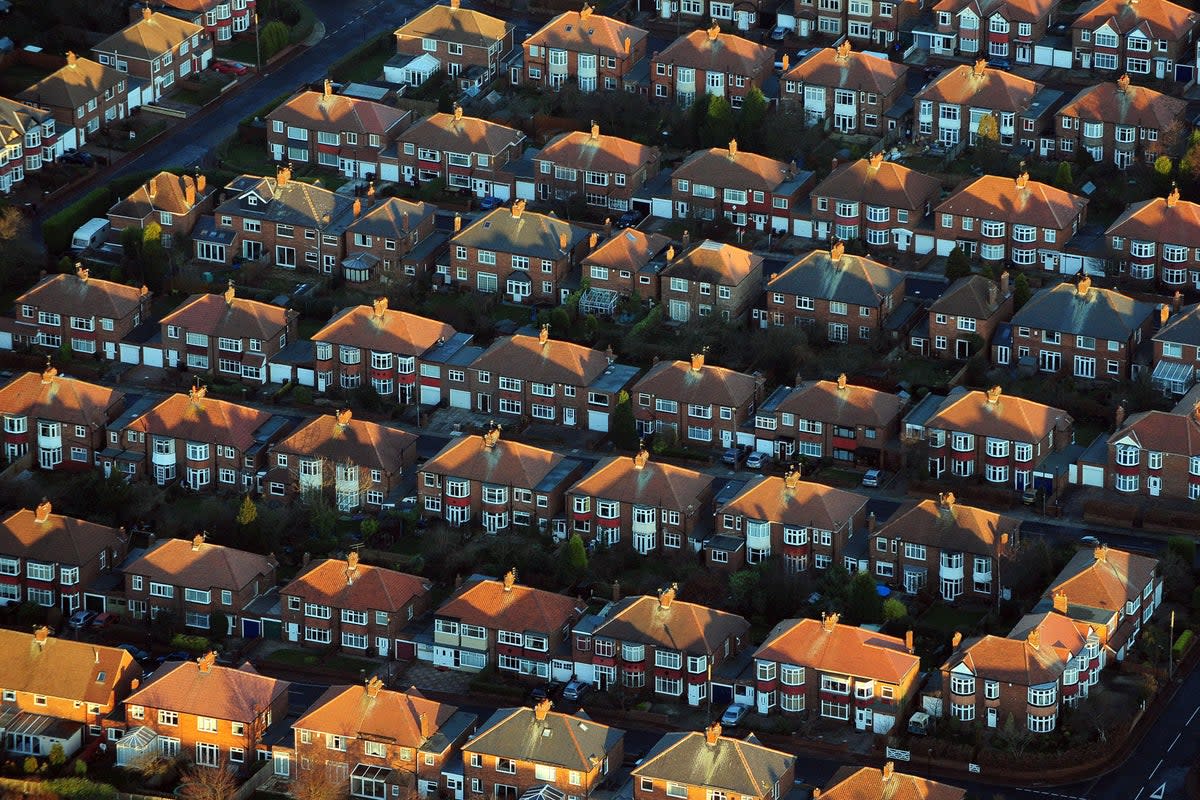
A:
[[178, 759, 239, 800], [290, 766, 350, 800]]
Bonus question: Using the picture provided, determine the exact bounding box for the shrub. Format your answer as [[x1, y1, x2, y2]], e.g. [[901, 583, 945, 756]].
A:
[[1173, 629, 1194, 657], [260, 20, 291, 59], [24, 756, 39, 774], [170, 633, 211, 652], [293, 386, 314, 404], [44, 778, 118, 800]]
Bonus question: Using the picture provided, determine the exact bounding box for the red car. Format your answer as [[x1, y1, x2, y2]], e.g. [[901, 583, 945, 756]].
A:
[[91, 611, 119, 628], [212, 60, 251, 76]]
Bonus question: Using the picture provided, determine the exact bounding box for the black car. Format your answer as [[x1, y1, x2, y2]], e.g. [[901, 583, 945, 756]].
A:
[[617, 209, 645, 228], [529, 683, 558, 702], [60, 149, 95, 167]]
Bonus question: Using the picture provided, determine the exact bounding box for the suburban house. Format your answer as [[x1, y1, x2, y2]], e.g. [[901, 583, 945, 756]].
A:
[[932, 0, 1061, 63], [534, 123, 660, 213], [394, 0, 515, 89], [0, 628, 141, 754], [820, 766, 965, 800], [447, 201, 589, 304], [1105, 401, 1200, 497], [631, 352, 759, 448], [917, 274, 1014, 360], [633, 724, 794, 800], [871, 493, 1019, 599], [279, 553, 430, 657], [658, 239, 763, 323], [0, 96, 59, 193], [17, 53, 129, 151], [753, 614, 919, 732], [782, 43, 909, 135], [0, 366, 126, 471], [91, 8, 211, 103], [123, 534, 276, 636], [107, 171, 215, 245], [121, 653, 289, 766], [389, 107, 526, 197], [922, 386, 1073, 490], [711, 468, 869, 573], [1055, 76, 1185, 169], [807, 153, 940, 253], [1107, 187, 1200, 288], [1000, 276, 1156, 379], [418, 426, 586, 533], [760, 242, 905, 341], [670, 141, 807, 231], [1151, 302, 1200, 393], [752, 376, 905, 465], [580, 228, 673, 309], [12, 266, 151, 361], [266, 83, 413, 180], [160, 0, 255, 42], [287, 680, 474, 798], [430, 570, 584, 678], [565, 445, 714, 553], [650, 25, 774, 108], [341, 195, 438, 286], [267, 410, 418, 510], [572, 586, 749, 705], [464, 701, 623, 800], [1070, 0, 1197, 79], [0, 501, 128, 612], [933, 172, 1088, 268], [519, 6, 648, 92], [914, 60, 1042, 148]]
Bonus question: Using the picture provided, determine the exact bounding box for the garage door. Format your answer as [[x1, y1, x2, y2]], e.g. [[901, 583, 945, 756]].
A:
[[1081, 465, 1104, 487], [588, 410, 609, 432], [449, 389, 471, 409], [143, 347, 163, 368], [420, 385, 441, 405], [119, 343, 141, 364]]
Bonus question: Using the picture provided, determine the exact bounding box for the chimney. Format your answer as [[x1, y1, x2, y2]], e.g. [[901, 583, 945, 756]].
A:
[[830, 241, 845, 262], [1161, 303, 1170, 325], [1116, 73, 1130, 92], [33, 499, 52, 524], [666, 245, 675, 262], [142, 6, 152, 20], [972, 58, 986, 77], [420, 711, 434, 739], [1053, 590, 1068, 614], [533, 698, 552, 721], [821, 611, 840, 632], [633, 442, 650, 469], [66, 51, 77, 67], [450, 0, 460, 8], [453, 104, 463, 121], [130, 678, 139, 691], [905, 630, 914, 654], [690, 352, 705, 372], [191, 532, 205, 551], [951, 631, 962, 648], [658, 582, 678, 609], [453, 213, 463, 233], [148, 179, 157, 200], [580, 3, 593, 18], [604, 217, 613, 236], [277, 165, 291, 186], [624, 36, 631, 55], [185, 184, 196, 207], [33, 626, 50, 647], [605, 344, 614, 363], [987, 281, 998, 308], [999, 270, 1010, 296], [482, 422, 501, 449], [1167, 185, 1180, 208], [837, 40, 851, 60], [784, 464, 799, 490], [511, 199, 525, 219], [704, 721, 721, 746], [41, 361, 58, 385], [76, 263, 89, 283], [868, 152, 884, 170], [302, 551, 311, 566], [1174, 290, 1183, 312], [224, 279, 236, 307], [197, 173, 206, 194], [986, 385, 1001, 404], [539, 324, 551, 348], [836, 372, 847, 390], [1116, 403, 1127, 429], [612, 580, 621, 601], [727, 139, 737, 160], [189, 383, 207, 408], [867, 512, 876, 533], [198, 651, 217, 673], [323, 78, 333, 97], [1027, 628, 1041, 650], [590, 121, 600, 141], [1015, 171, 1029, 190], [781, 54, 789, 72], [941, 491, 956, 508], [813, 791, 820, 799], [682, 230, 691, 247], [346, 550, 360, 584], [589, 231, 599, 250], [335, 408, 352, 431], [882, 762, 894, 782], [1077, 275, 1092, 297], [353, 198, 362, 218], [367, 181, 376, 202], [365, 675, 383, 698], [373, 296, 388, 319], [707, 23, 720, 41], [559, 232, 568, 251], [1095, 543, 1108, 562], [502, 568, 517, 591]]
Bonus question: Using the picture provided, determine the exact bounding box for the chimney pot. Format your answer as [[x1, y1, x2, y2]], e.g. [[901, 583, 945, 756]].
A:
[[690, 352, 705, 372], [453, 213, 463, 232], [704, 721, 721, 745], [951, 631, 962, 648], [142, 6, 152, 20], [999, 270, 1010, 296], [533, 698, 552, 721], [821, 612, 840, 632], [658, 582, 678, 609], [33, 499, 52, 524], [502, 568, 517, 591], [633, 442, 649, 470], [366, 675, 384, 697], [198, 651, 217, 673], [1053, 590, 1069, 614], [905, 629, 913, 653]]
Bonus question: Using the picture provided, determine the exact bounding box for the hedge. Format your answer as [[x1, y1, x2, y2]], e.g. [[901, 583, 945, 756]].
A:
[[41, 188, 109, 255], [1173, 629, 1194, 658]]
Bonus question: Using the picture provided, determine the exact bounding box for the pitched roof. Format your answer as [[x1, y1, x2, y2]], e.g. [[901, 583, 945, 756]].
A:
[[282, 556, 429, 613], [916, 62, 1041, 112], [0, 370, 123, 429], [754, 617, 919, 684], [924, 387, 1070, 441], [347, 197, 434, 240], [0, 505, 124, 566], [820, 766, 965, 800], [294, 683, 455, 743], [467, 706, 623, 769], [1047, 546, 1158, 614], [876, 497, 1018, 553], [935, 174, 1087, 231], [93, 11, 204, 60], [633, 358, 758, 411], [774, 379, 904, 428], [16, 271, 146, 320], [633, 729, 793, 796], [1059, 80, 1185, 132], [1113, 407, 1200, 456], [394, 2, 513, 47], [655, 27, 774, 78], [539, 127, 658, 176], [1010, 280, 1155, 340], [594, 593, 749, 654], [470, 333, 610, 387], [129, 391, 276, 452], [126, 536, 275, 591], [810, 155, 940, 211], [662, 240, 762, 287], [720, 475, 867, 531], [930, 275, 1009, 319], [673, 145, 794, 193], [569, 452, 713, 510], [267, 89, 411, 137], [786, 46, 908, 95], [126, 659, 287, 722], [0, 629, 139, 706], [161, 289, 291, 340], [584, 229, 671, 272], [215, 173, 358, 233], [422, 433, 565, 489], [275, 413, 417, 475], [109, 171, 206, 219], [18, 56, 125, 110], [934, 0, 1056, 24], [946, 632, 1065, 685], [313, 302, 456, 356], [1008, 611, 1089, 659], [0, 97, 52, 149], [1108, 191, 1200, 249], [400, 111, 524, 156], [437, 576, 583, 633], [766, 249, 904, 306], [527, 7, 648, 58], [1072, 0, 1197, 38], [452, 206, 588, 260]]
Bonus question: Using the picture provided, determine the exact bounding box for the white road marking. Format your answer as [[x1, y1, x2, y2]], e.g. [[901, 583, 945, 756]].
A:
[[1188, 705, 1200, 726], [1169, 733, 1181, 751], [1149, 783, 1166, 800], [1148, 760, 1163, 781], [1019, 791, 1087, 800], [1132, 787, 1144, 800]]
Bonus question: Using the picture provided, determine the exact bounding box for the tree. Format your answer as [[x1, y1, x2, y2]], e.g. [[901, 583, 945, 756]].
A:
[[845, 570, 883, 624], [945, 246, 971, 282], [1013, 272, 1032, 310], [260, 20, 291, 60], [361, 517, 380, 546], [290, 767, 349, 800], [1054, 161, 1074, 191], [882, 598, 908, 623], [307, 493, 339, 541], [736, 88, 768, 152], [565, 534, 588, 577], [1154, 156, 1173, 176], [235, 495, 258, 527], [976, 113, 999, 144], [701, 96, 736, 148], [611, 390, 638, 450], [48, 742, 66, 768], [728, 569, 764, 616], [178, 761, 238, 800], [0, 205, 42, 295], [685, 93, 713, 148]]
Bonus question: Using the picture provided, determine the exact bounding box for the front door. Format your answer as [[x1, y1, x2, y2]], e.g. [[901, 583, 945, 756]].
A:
[[956, 339, 972, 359], [563, 407, 576, 427], [446, 776, 464, 800], [855, 707, 872, 731], [377, 637, 390, 658], [477, 394, 491, 413], [286, 622, 299, 642], [987, 707, 998, 728], [1149, 476, 1162, 496], [471, 178, 488, 198]]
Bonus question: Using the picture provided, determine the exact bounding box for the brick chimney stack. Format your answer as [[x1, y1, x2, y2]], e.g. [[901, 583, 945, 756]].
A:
[[366, 675, 383, 698], [1053, 591, 1068, 614], [658, 582, 678, 610], [533, 698, 552, 721], [951, 631, 962, 648], [198, 651, 217, 673], [1000, 270, 1010, 296], [704, 721, 721, 745], [503, 568, 517, 592], [34, 499, 51, 524], [905, 630, 913, 653], [821, 612, 839, 632]]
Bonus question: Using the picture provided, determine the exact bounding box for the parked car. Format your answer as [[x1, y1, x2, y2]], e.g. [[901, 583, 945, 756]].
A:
[[60, 148, 94, 167], [478, 195, 503, 211], [212, 60, 251, 75], [745, 451, 766, 470], [1079, 535, 1101, 547], [617, 209, 645, 228], [769, 25, 790, 40], [68, 610, 98, 629], [153, 650, 192, 667], [91, 611, 119, 628], [117, 644, 151, 662], [561, 679, 589, 702], [1021, 485, 1039, 505], [529, 683, 559, 702], [862, 469, 882, 488], [720, 703, 750, 727]]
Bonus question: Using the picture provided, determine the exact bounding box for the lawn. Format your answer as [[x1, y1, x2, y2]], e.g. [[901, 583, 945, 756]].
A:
[[816, 467, 865, 489], [918, 603, 991, 638], [329, 33, 393, 84], [265, 647, 378, 675], [216, 38, 262, 66]]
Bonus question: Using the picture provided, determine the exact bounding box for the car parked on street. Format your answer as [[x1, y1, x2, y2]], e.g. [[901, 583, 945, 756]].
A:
[[721, 703, 750, 727], [212, 60, 251, 75], [862, 469, 882, 488], [561, 679, 589, 702], [68, 610, 97, 629]]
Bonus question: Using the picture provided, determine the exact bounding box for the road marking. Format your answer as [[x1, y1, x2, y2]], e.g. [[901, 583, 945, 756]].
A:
[[1188, 706, 1200, 726], [1169, 733, 1181, 751], [1149, 783, 1165, 800], [1133, 787, 1144, 800], [1149, 761, 1163, 781], [1018, 791, 1087, 800]]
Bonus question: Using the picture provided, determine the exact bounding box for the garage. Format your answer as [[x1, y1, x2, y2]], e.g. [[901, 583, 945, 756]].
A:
[[449, 388, 471, 409], [119, 343, 141, 364], [142, 347, 163, 368], [588, 410, 609, 432]]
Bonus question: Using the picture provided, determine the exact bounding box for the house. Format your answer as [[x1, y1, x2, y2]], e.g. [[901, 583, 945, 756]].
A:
[[447, 201, 589, 304], [266, 82, 413, 180], [1152, 301, 1200, 393], [418, 425, 585, 532], [267, 410, 418, 510], [0, 96, 60, 193], [712, 468, 868, 572], [1070, 0, 1197, 78], [807, 153, 940, 252], [17, 53, 129, 150], [389, 106, 526, 198], [431, 570, 584, 677], [795, 0, 922, 46], [670, 141, 808, 231], [1105, 395, 1200, 497], [1000, 276, 1156, 379], [280, 553, 430, 656], [760, 242, 906, 341], [107, 171, 215, 245], [934, 172, 1088, 267], [659, 239, 763, 323], [922, 385, 1073, 490], [566, 445, 714, 552], [289, 679, 474, 798], [573, 586, 749, 705], [932, 0, 1060, 64], [122, 653, 289, 766], [0, 627, 141, 754], [1107, 187, 1200, 288], [98, 385, 292, 490], [751, 376, 905, 465], [520, 5, 648, 92], [12, 266, 151, 361], [159, 283, 297, 384], [752, 614, 919, 732], [534, 123, 660, 213], [198, 168, 357, 269], [579, 228, 672, 310], [159, 0, 256, 43], [650, 25, 774, 108], [1055, 76, 1184, 170], [781, 43, 909, 135], [464, 701, 623, 800], [914, 60, 1042, 148], [92, 8, 211, 103], [819, 765, 965, 800], [0, 501, 128, 612], [917, 273, 1014, 359], [394, 0, 515, 89], [872, 492, 1019, 599], [341, 195, 438, 285], [0, 366, 125, 470], [632, 352, 759, 448], [632, 723, 794, 800]]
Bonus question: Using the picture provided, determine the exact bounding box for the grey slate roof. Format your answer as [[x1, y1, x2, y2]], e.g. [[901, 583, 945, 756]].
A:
[[632, 730, 793, 796], [465, 707, 623, 770], [1010, 282, 1155, 341], [215, 174, 358, 234], [1154, 303, 1200, 345], [453, 207, 588, 260], [767, 250, 904, 306]]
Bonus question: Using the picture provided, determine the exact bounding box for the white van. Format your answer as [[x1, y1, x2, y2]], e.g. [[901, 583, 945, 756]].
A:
[[71, 218, 111, 253]]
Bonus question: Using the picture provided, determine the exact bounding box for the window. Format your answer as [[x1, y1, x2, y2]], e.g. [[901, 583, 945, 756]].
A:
[[158, 710, 179, 726]]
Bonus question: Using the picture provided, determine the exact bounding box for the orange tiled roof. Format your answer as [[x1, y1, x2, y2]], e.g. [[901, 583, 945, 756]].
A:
[[633, 357, 757, 411], [1072, 0, 1197, 39], [720, 475, 867, 532], [933, 0, 1056, 24], [655, 27, 774, 79], [126, 536, 275, 592], [129, 391, 275, 452], [1112, 408, 1200, 456], [467, 705, 623, 770], [876, 497, 1018, 554], [268, 88, 411, 138], [109, 171, 206, 219], [593, 593, 749, 654], [570, 452, 712, 511], [775, 379, 904, 429], [283, 556, 429, 613], [929, 275, 1009, 319], [755, 617, 919, 685], [633, 728, 793, 796], [821, 766, 965, 800], [662, 240, 762, 287], [1059, 80, 1185, 132], [18, 56, 125, 111], [0, 370, 123, 429], [1047, 545, 1157, 614], [673, 144, 796, 193], [470, 332, 610, 387], [539, 126, 658, 176], [127, 659, 287, 722], [527, 6, 647, 59], [916, 62, 1041, 112], [437, 575, 583, 633], [295, 683, 455, 744], [422, 433, 565, 489], [161, 288, 292, 341], [811, 155, 940, 212], [314, 302, 456, 357], [395, 2, 513, 47], [925, 387, 1071, 442], [400, 111, 524, 156], [16, 271, 146, 321], [785, 46, 907, 95], [935, 174, 1087, 230], [0, 504, 124, 568], [0, 629, 140, 707], [946, 632, 1065, 685], [93, 11, 204, 60], [585, 229, 671, 272], [1107, 190, 1200, 248], [274, 413, 417, 476]]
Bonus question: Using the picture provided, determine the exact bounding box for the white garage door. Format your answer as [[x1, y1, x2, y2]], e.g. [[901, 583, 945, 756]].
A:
[[1081, 465, 1104, 487], [449, 389, 471, 410], [119, 343, 141, 364], [420, 385, 441, 405], [588, 410, 609, 432], [143, 347, 163, 368]]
